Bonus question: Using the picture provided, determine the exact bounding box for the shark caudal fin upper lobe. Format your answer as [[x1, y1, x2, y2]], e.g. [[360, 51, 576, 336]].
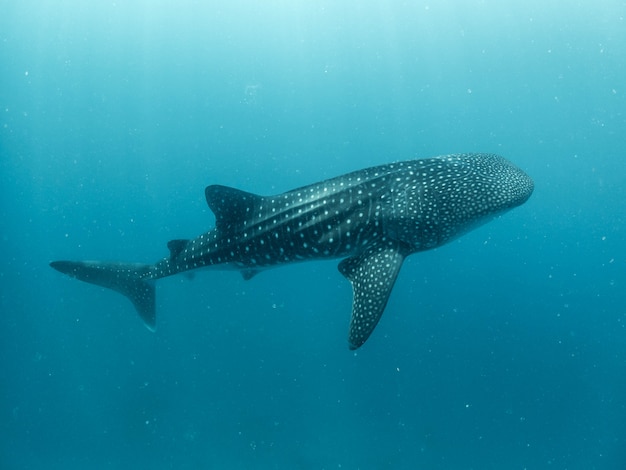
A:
[[50, 261, 156, 330]]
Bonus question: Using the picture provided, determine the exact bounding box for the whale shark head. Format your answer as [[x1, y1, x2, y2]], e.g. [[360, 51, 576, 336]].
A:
[[385, 153, 534, 251]]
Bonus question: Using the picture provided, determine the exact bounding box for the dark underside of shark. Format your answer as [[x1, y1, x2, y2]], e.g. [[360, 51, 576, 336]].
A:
[[50, 153, 534, 349]]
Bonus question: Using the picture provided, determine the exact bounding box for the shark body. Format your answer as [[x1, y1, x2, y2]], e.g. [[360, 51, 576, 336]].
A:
[[51, 153, 533, 349]]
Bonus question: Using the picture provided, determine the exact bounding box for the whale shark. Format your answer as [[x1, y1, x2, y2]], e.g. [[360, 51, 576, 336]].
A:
[[50, 153, 533, 349]]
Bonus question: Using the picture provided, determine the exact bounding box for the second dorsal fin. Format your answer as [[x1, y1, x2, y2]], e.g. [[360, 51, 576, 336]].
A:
[[167, 239, 189, 259]]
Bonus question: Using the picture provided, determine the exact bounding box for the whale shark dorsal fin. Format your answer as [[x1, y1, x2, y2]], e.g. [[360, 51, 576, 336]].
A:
[[205, 185, 264, 230], [339, 240, 408, 350], [167, 239, 189, 259]]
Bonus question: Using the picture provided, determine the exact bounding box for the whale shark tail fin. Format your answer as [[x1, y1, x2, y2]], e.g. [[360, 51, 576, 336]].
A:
[[50, 260, 156, 331]]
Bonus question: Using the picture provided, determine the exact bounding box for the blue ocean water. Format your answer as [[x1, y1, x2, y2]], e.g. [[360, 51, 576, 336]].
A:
[[1, 1, 625, 468]]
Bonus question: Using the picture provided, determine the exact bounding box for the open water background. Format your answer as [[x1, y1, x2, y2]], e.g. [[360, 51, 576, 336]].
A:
[[1, 1, 625, 468]]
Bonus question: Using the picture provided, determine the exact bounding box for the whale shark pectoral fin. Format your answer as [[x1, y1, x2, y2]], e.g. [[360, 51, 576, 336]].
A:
[[338, 241, 408, 350]]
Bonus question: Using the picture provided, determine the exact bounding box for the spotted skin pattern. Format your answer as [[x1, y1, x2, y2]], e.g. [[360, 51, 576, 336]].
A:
[[50, 153, 533, 349]]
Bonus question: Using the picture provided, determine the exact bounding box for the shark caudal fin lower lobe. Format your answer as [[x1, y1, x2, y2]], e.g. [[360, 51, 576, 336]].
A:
[[50, 260, 156, 330]]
